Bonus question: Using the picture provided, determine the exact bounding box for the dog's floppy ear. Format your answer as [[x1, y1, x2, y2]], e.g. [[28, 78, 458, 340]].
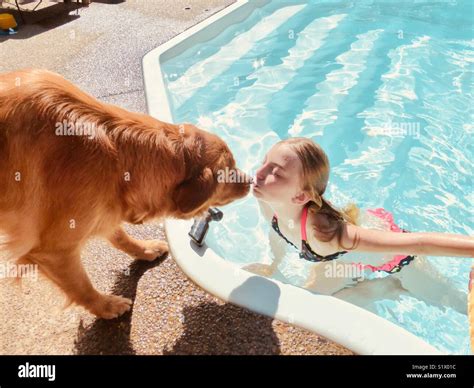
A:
[[173, 167, 217, 214]]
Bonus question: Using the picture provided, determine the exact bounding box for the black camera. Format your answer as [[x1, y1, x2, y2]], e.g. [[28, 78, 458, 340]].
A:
[[188, 208, 224, 247]]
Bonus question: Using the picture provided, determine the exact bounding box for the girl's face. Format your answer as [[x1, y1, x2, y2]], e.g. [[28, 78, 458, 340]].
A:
[[252, 144, 307, 205]]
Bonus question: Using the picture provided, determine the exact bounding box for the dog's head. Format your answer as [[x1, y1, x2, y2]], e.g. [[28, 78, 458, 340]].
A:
[[173, 125, 251, 219]]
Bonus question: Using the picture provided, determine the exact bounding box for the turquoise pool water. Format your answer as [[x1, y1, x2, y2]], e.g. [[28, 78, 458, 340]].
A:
[[161, 0, 473, 354]]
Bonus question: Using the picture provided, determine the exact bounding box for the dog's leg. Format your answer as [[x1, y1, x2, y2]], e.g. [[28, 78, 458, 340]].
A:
[[25, 249, 132, 319], [108, 226, 169, 261]]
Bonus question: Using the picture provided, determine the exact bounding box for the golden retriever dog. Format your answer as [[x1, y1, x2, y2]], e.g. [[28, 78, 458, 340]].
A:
[[0, 69, 250, 319]]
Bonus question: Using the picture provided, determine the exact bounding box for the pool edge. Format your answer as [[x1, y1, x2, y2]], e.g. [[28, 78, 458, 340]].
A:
[[142, 0, 443, 356]]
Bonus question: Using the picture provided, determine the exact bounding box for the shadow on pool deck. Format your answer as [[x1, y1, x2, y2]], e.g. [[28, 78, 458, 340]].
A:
[[74, 257, 166, 355], [164, 303, 281, 355], [0, 1, 83, 41], [165, 278, 282, 355], [74, 259, 282, 355]]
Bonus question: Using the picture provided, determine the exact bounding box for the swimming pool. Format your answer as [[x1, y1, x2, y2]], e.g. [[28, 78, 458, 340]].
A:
[[145, 0, 473, 354]]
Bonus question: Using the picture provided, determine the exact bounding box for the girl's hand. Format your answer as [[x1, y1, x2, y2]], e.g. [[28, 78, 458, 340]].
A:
[[243, 263, 275, 277]]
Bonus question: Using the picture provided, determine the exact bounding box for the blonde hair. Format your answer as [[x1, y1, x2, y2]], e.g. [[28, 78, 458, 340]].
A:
[[277, 137, 359, 250]]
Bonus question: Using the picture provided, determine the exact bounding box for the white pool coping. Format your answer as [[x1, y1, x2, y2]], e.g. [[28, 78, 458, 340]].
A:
[[142, 0, 442, 355]]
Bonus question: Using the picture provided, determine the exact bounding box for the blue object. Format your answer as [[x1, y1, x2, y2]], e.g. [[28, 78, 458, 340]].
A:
[[0, 27, 17, 35]]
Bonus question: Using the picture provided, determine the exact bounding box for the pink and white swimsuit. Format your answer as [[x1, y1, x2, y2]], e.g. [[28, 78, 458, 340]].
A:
[[271, 205, 415, 274]]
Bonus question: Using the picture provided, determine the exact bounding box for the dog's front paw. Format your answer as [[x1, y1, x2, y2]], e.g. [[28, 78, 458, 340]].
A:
[[135, 239, 169, 261], [88, 294, 133, 319]]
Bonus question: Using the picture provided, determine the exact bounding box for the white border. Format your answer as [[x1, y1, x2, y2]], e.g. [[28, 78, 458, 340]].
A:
[[142, 1, 442, 355]]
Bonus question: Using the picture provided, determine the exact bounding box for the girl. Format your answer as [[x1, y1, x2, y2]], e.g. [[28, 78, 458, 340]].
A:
[[245, 137, 474, 314]]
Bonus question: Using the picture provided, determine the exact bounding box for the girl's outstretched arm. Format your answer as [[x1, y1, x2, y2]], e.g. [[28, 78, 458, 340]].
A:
[[340, 223, 474, 257]]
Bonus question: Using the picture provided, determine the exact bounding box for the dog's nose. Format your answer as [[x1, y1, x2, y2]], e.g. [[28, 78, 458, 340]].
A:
[[235, 169, 252, 184], [243, 176, 253, 191], [237, 172, 251, 195]]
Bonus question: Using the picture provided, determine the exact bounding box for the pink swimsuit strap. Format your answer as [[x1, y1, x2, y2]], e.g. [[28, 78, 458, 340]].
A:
[[301, 203, 309, 241], [273, 203, 310, 241]]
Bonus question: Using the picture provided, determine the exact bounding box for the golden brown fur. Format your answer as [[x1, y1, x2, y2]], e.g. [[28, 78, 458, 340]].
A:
[[0, 69, 250, 318]]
